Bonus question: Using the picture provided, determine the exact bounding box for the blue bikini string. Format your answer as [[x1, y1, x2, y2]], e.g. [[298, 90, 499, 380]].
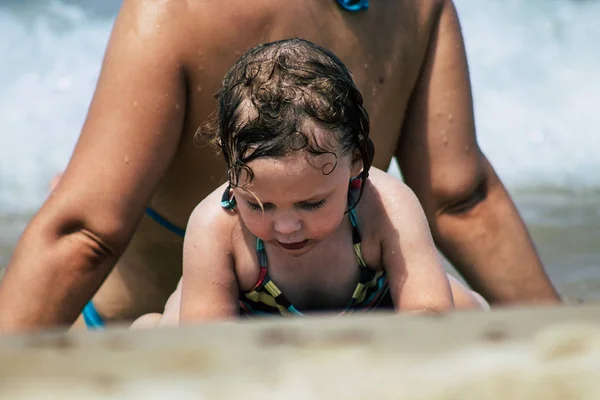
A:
[[82, 301, 104, 329], [145, 207, 186, 238], [336, 0, 369, 12]]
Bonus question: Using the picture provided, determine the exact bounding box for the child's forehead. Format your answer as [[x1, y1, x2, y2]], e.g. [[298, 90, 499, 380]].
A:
[[249, 151, 336, 176], [241, 151, 346, 187], [239, 153, 348, 201]]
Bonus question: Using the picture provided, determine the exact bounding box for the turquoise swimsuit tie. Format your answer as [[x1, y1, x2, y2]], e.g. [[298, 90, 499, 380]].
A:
[[336, 0, 369, 12], [82, 302, 104, 329], [145, 207, 186, 238]]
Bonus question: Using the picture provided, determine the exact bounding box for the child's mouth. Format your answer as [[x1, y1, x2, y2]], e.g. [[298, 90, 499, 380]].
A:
[[277, 240, 309, 251]]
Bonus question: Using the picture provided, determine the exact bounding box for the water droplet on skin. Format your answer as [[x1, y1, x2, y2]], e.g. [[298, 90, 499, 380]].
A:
[[133, 101, 138, 107], [435, 109, 442, 118], [196, 85, 203, 93], [448, 114, 454, 122], [174, 103, 180, 110], [441, 129, 448, 145], [124, 156, 130, 164], [364, 63, 369, 69], [198, 65, 204, 71]]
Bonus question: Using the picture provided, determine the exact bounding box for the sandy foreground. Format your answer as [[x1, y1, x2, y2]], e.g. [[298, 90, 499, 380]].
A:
[[0, 305, 599, 399]]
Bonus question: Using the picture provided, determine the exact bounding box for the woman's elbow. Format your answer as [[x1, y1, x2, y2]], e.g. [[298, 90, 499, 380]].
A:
[[20, 207, 130, 273]]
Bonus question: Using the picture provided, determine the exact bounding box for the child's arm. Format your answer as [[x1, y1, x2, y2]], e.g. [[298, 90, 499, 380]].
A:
[[180, 199, 240, 322], [377, 177, 454, 313]]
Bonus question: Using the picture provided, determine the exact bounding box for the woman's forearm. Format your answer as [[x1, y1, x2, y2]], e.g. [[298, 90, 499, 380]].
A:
[[433, 169, 561, 305], [0, 214, 120, 333]]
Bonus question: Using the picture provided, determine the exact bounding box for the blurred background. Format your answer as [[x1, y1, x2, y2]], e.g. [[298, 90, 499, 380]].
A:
[[0, 0, 598, 302]]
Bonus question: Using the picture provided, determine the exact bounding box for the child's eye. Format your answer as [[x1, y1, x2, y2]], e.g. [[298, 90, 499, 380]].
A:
[[300, 199, 326, 211], [246, 201, 263, 211], [246, 201, 274, 212]]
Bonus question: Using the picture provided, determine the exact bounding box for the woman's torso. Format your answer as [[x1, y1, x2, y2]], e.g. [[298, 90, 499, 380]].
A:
[[92, 0, 443, 320]]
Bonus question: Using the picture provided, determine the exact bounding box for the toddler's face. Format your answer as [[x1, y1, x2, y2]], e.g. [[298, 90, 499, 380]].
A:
[[234, 149, 359, 257]]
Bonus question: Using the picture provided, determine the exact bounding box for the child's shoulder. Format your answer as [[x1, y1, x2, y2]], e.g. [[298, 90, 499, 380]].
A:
[[363, 168, 418, 209], [359, 168, 426, 232], [186, 183, 239, 240]]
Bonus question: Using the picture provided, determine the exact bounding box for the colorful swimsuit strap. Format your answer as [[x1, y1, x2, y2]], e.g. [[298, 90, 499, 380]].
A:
[[239, 177, 389, 316], [336, 0, 369, 12], [221, 179, 389, 316], [247, 209, 386, 315]]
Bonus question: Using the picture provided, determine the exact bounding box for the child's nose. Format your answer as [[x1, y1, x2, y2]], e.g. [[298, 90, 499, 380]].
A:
[[273, 213, 301, 235]]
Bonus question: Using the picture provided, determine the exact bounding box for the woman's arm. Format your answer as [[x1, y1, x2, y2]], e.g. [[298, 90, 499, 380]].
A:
[[395, 0, 559, 304], [180, 199, 239, 322], [0, 0, 189, 333], [375, 175, 454, 312]]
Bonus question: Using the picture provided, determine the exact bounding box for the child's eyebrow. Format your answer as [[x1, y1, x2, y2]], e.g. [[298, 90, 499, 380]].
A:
[[296, 190, 333, 203], [237, 189, 333, 204], [236, 192, 262, 204]]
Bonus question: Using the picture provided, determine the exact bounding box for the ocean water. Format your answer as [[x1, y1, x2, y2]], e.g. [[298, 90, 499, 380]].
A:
[[0, 0, 599, 302]]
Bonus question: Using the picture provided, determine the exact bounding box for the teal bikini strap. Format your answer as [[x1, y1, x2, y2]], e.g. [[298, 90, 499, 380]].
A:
[[220, 185, 237, 210], [82, 301, 104, 329], [336, 0, 369, 12], [349, 208, 359, 228]]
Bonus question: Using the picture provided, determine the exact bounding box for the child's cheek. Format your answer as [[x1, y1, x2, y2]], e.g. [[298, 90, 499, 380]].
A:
[[241, 212, 272, 239], [308, 211, 344, 239]]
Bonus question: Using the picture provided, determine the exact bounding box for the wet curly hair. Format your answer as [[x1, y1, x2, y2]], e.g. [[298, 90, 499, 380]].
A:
[[197, 38, 374, 209]]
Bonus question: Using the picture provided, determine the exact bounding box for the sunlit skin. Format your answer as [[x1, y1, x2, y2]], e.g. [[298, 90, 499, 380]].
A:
[[178, 149, 463, 320], [0, 0, 559, 333], [177, 123, 485, 321], [140, 136, 491, 327]]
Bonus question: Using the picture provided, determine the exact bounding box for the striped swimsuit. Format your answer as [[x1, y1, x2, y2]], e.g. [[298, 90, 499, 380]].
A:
[[222, 180, 392, 317]]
